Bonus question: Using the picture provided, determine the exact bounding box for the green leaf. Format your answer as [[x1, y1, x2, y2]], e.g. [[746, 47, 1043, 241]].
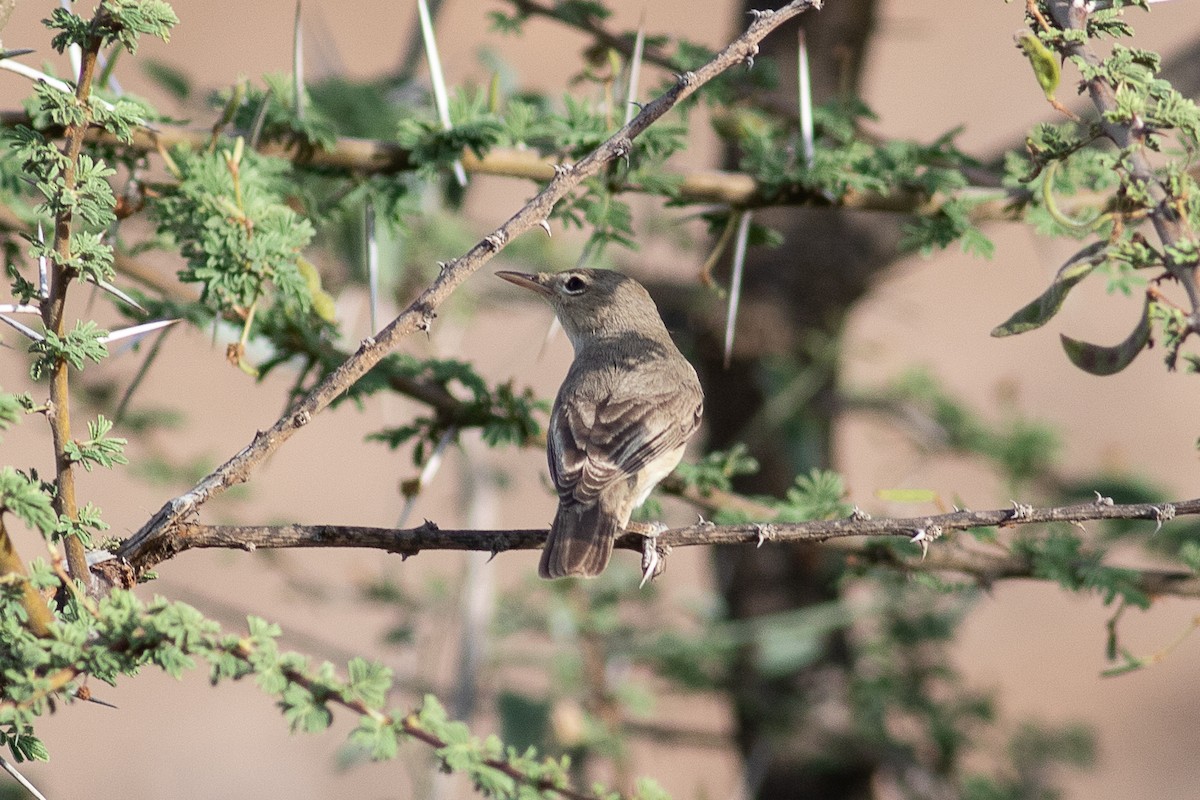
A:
[[1060, 297, 1153, 375], [345, 658, 392, 709], [992, 242, 1106, 337], [0, 467, 57, 535]]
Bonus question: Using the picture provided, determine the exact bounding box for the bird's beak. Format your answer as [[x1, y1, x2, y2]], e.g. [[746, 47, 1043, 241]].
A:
[[495, 270, 553, 297]]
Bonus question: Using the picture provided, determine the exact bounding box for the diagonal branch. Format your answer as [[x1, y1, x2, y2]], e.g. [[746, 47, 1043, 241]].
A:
[[119, 496, 1200, 598], [115, 1, 825, 566]]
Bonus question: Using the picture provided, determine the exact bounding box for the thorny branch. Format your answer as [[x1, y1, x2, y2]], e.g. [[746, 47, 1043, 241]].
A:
[[116, 497, 1200, 598], [0, 638, 601, 800], [115, 2, 825, 566]]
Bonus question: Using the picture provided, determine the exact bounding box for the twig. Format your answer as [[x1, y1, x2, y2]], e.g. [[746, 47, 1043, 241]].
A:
[[116, 497, 1200, 598], [116, 2, 825, 563]]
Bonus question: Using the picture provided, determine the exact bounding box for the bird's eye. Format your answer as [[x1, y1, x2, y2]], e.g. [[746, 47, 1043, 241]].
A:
[[563, 275, 587, 294]]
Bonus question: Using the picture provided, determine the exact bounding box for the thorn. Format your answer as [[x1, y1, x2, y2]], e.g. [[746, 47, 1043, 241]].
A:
[[722, 211, 752, 369], [94, 278, 147, 313], [747, 9, 773, 20], [538, 219, 552, 238], [0, 314, 44, 342], [1093, 490, 1114, 507], [745, 43, 758, 70], [99, 318, 179, 345], [0, 751, 48, 800], [754, 522, 775, 548], [36, 222, 49, 301], [797, 28, 815, 169], [484, 232, 507, 251], [623, 13, 646, 127], [487, 541, 502, 564], [849, 505, 871, 522], [364, 196, 379, 334], [552, 163, 572, 177], [74, 685, 118, 709]]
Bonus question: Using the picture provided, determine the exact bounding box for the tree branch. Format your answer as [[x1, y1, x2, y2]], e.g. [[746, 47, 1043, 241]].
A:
[[115, 1, 824, 566], [0, 519, 55, 637], [0, 108, 1025, 216], [1047, 1, 1200, 319], [118, 496, 1200, 598]]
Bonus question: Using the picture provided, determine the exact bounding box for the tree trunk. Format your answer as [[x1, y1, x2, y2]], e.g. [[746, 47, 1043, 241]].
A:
[[697, 2, 902, 797]]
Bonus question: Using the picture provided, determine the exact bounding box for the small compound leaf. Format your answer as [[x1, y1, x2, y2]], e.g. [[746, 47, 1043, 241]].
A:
[[992, 241, 1107, 337], [1059, 298, 1153, 376]]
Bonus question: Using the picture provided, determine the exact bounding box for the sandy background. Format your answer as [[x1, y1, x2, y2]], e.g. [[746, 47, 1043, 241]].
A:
[[2, 1, 1200, 798]]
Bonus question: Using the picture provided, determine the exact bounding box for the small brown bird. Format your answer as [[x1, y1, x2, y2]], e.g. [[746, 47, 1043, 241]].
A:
[[497, 268, 704, 579]]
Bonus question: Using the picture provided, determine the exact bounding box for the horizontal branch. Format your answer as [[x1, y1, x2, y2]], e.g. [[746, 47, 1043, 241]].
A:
[[119, 496, 1200, 598], [0, 113, 1024, 216]]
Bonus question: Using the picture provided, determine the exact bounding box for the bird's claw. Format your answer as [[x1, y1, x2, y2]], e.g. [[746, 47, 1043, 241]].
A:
[[633, 521, 668, 588], [910, 525, 943, 560]]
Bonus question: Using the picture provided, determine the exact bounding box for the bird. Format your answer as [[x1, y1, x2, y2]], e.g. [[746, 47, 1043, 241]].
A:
[[496, 268, 704, 579]]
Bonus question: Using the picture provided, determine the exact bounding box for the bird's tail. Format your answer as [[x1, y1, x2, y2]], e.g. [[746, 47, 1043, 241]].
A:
[[540, 503, 618, 579]]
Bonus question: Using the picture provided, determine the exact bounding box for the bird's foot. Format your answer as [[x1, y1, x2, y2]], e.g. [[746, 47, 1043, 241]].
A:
[[627, 521, 668, 588]]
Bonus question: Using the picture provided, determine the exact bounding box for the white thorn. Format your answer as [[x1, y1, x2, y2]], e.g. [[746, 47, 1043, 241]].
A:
[[93, 278, 147, 313], [0, 314, 44, 342], [722, 211, 752, 369], [99, 318, 179, 345], [37, 222, 49, 301]]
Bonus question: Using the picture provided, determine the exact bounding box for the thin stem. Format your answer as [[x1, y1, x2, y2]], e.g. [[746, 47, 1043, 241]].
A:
[[43, 6, 107, 586]]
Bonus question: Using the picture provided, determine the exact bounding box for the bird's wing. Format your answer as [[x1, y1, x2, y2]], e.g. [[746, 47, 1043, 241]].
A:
[[549, 362, 702, 507]]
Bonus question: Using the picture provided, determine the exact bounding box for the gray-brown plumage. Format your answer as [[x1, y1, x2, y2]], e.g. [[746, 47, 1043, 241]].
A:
[[496, 269, 704, 579]]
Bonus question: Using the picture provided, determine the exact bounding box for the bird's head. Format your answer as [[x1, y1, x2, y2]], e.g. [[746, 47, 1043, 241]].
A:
[[496, 269, 667, 349]]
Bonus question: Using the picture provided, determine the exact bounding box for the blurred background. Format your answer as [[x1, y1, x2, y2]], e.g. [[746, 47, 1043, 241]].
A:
[[2, 1, 1200, 798]]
